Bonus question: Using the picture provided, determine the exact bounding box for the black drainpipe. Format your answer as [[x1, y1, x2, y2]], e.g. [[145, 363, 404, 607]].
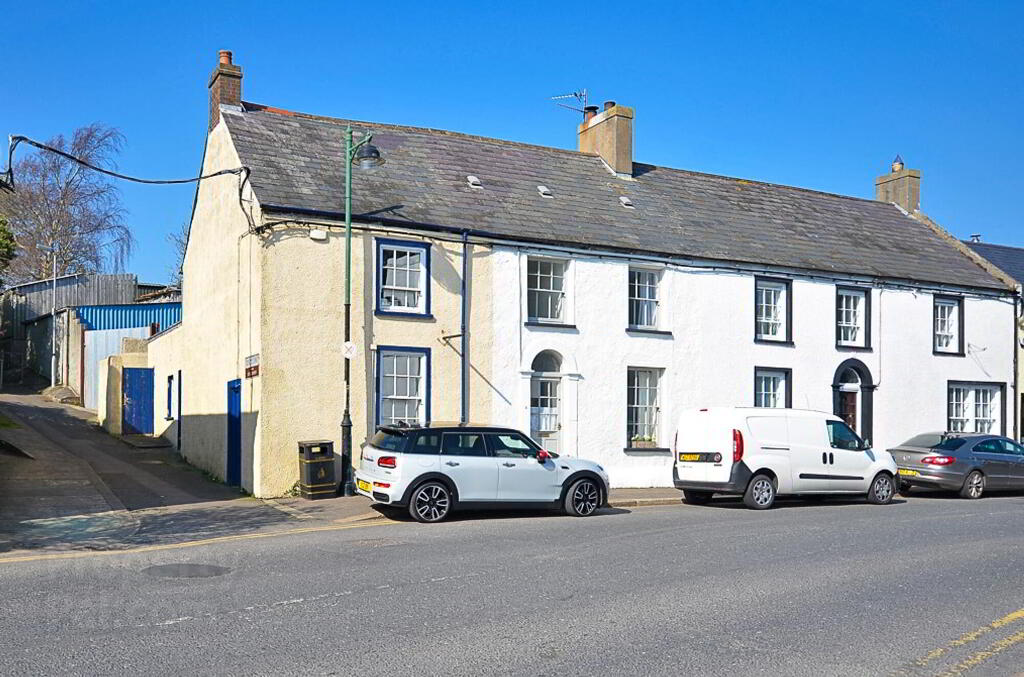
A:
[[461, 230, 470, 424]]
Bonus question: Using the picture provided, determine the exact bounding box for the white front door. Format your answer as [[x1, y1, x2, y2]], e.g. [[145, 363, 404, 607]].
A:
[[489, 432, 560, 501], [439, 433, 498, 502], [530, 377, 560, 453]]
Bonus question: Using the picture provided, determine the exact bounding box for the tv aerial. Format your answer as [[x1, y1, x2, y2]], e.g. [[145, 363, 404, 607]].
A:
[[550, 89, 590, 120]]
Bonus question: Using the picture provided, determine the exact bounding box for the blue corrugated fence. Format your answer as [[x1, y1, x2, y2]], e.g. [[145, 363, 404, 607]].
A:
[[75, 303, 181, 332]]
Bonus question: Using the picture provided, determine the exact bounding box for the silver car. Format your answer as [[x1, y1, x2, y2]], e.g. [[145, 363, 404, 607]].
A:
[[889, 432, 1024, 499]]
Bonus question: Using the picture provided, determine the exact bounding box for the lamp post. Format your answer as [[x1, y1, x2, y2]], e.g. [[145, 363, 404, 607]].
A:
[[341, 126, 384, 496]]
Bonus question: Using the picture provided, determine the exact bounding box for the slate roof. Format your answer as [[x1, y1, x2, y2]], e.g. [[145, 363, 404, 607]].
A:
[[223, 103, 1007, 291], [964, 241, 1024, 286]]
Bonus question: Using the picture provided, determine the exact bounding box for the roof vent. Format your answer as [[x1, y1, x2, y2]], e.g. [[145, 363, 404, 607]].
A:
[[619, 196, 635, 209], [537, 185, 553, 198], [466, 175, 482, 188]]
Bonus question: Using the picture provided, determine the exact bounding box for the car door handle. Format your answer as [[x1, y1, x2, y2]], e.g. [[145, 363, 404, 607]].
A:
[[822, 452, 827, 464], [829, 453, 834, 465], [445, 461, 460, 467], [502, 462, 516, 467]]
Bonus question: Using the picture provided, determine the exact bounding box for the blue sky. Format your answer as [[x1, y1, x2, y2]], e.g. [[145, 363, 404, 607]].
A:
[[3, 1, 1021, 284]]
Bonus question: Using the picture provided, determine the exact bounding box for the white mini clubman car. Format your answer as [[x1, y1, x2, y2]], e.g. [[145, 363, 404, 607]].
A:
[[355, 423, 610, 523], [672, 408, 898, 509]]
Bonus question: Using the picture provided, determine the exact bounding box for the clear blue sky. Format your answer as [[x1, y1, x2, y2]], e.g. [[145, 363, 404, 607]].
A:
[[3, 1, 1021, 284]]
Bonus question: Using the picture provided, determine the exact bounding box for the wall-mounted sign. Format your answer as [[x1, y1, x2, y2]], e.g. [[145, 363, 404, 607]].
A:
[[245, 353, 260, 378]]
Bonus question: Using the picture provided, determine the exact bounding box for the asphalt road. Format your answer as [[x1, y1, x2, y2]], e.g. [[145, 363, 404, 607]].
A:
[[3, 493, 1024, 676]]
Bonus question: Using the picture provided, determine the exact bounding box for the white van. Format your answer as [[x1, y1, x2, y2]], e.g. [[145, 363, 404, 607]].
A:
[[672, 408, 898, 509]]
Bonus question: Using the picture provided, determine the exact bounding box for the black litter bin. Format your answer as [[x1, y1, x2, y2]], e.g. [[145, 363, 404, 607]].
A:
[[298, 440, 336, 499]]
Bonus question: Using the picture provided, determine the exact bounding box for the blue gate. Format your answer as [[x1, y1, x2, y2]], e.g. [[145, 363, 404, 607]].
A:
[[226, 379, 242, 486], [122, 368, 154, 435]]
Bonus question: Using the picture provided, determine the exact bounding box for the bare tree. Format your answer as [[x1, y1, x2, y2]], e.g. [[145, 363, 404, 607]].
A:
[[165, 219, 188, 287], [0, 124, 134, 284]]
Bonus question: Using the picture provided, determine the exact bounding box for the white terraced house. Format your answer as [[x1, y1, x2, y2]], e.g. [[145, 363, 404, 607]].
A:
[[131, 52, 1017, 496]]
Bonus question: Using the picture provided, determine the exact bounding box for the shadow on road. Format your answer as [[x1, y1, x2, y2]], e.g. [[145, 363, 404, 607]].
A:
[[372, 504, 632, 523]]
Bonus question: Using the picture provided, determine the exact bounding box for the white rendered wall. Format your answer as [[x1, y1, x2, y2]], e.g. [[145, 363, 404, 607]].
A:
[[490, 246, 1016, 488]]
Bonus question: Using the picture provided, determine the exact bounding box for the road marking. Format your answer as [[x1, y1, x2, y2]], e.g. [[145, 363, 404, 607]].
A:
[[262, 499, 313, 520], [0, 520, 398, 565], [934, 629, 1024, 677], [891, 607, 1024, 676]]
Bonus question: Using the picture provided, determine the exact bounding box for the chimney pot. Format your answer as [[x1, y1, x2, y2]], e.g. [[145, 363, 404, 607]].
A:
[[603, 100, 616, 111], [583, 105, 598, 122], [219, 50, 233, 65], [891, 154, 904, 173]]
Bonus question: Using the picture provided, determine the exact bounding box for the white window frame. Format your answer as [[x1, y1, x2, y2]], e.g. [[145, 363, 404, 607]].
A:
[[376, 349, 428, 426], [628, 268, 660, 329], [947, 383, 1001, 434], [755, 278, 790, 342], [934, 297, 962, 354], [626, 367, 661, 446], [754, 368, 789, 408], [836, 288, 868, 347], [377, 241, 429, 315], [526, 257, 569, 323]]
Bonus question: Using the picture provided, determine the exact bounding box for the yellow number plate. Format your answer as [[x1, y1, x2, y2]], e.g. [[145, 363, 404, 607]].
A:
[[357, 479, 372, 492], [898, 469, 919, 477], [679, 453, 701, 462]]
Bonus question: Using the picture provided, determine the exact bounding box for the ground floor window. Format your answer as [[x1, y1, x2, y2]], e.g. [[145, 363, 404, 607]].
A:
[[754, 367, 790, 408], [948, 383, 1002, 434], [627, 368, 661, 447], [376, 348, 429, 426]]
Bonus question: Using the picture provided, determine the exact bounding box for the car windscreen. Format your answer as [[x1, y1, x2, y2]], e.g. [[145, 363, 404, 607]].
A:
[[934, 437, 967, 451], [369, 430, 408, 452]]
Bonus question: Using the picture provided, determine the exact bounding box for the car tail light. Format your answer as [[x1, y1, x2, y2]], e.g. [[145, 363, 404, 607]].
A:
[[377, 456, 397, 468], [921, 455, 955, 466], [373, 481, 391, 488], [732, 429, 744, 463]]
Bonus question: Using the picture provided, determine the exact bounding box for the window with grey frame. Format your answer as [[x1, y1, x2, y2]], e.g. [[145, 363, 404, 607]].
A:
[[627, 368, 661, 446], [754, 368, 788, 408], [755, 278, 789, 341], [527, 258, 566, 322], [948, 384, 999, 433], [378, 351, 425, 426], [934, 297, 962, 353], [628, 268, 659, 329], [836, 288, 867, 347], [379, 245, 426, 313]]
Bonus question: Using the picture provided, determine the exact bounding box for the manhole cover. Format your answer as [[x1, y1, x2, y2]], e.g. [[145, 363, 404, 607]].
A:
[[142, 563, 232, 579]]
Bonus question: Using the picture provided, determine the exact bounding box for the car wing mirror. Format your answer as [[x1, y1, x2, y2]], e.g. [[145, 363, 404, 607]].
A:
[[537, 450, 550, 464]]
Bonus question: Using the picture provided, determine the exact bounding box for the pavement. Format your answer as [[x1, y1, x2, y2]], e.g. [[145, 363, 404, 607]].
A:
[[4, 490, 1024, 675], [0, 390, 682, 557]]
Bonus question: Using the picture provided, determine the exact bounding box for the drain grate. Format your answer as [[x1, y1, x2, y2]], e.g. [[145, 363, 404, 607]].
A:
[[142, 563, 232, 579]]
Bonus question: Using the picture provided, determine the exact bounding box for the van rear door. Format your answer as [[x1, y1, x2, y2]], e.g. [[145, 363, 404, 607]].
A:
[[675, 410, 733, 485]]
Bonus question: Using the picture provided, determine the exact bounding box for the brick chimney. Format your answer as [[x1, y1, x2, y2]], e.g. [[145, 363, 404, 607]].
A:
[[208, 50, 242, 132], [875, 155, 921, 213], [578, 100, 634, 177]]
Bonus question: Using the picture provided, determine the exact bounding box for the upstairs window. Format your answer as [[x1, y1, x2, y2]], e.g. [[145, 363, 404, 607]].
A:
[[836, 287, 870, 348], [934, 296, 963, 354], [377, 239, 430, 316], [755, 277, 791, 343], [527, 258, 567, 322], [628, 269, 659, 329]]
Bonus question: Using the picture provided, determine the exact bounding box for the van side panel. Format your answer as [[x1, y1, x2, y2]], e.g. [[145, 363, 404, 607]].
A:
[[745, 415, 794, 494]]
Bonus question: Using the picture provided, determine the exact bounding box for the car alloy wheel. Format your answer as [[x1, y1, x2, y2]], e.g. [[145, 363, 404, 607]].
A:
[[566, 479, 600, 516], [743, 474, 775, 510], [868, 473, 894, 505], [961, 471, 985, 500], [411, 482, 451, 523]]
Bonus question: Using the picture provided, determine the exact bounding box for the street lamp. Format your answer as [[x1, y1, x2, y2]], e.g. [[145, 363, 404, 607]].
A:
[[341, 126, 384, 496]]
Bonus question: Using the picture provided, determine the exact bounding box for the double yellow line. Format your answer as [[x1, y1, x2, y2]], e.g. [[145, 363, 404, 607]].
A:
[[0, 518, 395, 565], [894, 607, 1024, 676]]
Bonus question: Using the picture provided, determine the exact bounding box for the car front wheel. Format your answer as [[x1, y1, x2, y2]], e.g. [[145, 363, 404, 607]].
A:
[[409, 482, 452, 523], [867, 473, 895, 505], [564, 478, 601, 517]]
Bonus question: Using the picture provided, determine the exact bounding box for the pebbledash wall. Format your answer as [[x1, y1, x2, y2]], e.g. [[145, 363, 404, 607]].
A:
[[488, 246, 1016, 488], [145, 118, 496, 498]]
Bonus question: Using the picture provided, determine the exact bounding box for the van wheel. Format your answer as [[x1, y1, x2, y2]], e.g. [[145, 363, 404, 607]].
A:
[[743, 474, 775, 510], [867, 473, 895, 505], [960, 471, 985, 499], [409, 482, 452, 523], [682, 490, 713, 505]]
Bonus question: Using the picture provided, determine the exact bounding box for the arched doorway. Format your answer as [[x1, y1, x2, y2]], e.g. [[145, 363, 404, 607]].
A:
[[832, 359, 875, 442], [530, 350, 562, 453]]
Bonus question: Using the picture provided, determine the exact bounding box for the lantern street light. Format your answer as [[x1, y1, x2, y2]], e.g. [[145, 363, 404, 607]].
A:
[[341, 126, 384, 496]]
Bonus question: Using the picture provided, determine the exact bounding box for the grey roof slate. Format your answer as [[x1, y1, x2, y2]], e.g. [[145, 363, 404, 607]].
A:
[[964, 241, 1024, 286], [223, 103, 1007, 291]]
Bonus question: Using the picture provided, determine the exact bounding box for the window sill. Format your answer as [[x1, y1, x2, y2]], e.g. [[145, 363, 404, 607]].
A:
[[754, 338, 795, 346], [375, 310, 435, 320], [933, 349, 966, 357], [524, 321, 577, 330], [836, 344, 873, 352], [626, 328, 673, 338], [623, 447, 672, 455]]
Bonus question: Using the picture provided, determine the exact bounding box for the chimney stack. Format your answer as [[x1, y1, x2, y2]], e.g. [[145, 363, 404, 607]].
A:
[[208, 50, 243, 132], [577, 101, 634, 177], [875, 154, 921, 213]]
